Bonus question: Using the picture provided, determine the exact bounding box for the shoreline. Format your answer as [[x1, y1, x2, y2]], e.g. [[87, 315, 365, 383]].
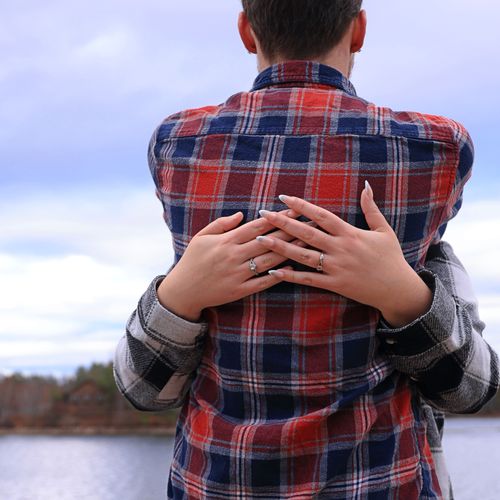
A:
[[2, 414, 500, 437]]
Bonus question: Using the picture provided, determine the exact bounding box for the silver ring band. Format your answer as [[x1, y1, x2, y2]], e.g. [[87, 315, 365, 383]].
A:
[[316, 252, 325, 272], [249, 258, 259, 276]]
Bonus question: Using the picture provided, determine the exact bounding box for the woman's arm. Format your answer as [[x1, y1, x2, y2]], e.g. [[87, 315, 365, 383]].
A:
[[113, 210, 305, 411], [377, 241, 500, 413]]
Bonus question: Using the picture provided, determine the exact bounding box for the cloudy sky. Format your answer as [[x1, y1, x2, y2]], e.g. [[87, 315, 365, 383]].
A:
[[1, 0, 499, 376]]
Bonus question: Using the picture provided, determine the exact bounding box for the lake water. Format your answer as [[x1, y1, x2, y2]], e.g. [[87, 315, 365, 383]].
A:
[[0, 418, 498, 499], [0, 435, 175, 500]]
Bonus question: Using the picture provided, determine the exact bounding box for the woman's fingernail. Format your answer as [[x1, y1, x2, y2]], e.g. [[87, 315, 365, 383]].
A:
[[364, 180, 374, 200], [256, 236, 271, 243], [269, 270, 285, 279], [259, 209, 273, 217], [278, 194, 289, 203]]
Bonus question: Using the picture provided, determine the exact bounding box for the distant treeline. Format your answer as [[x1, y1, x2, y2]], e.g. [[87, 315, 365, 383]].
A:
[[1, 362, 499, 433], [0, 362, 178, 432]]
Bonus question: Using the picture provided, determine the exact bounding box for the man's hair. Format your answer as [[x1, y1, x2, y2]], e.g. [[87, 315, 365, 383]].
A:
[[241, 0, 363, 60]]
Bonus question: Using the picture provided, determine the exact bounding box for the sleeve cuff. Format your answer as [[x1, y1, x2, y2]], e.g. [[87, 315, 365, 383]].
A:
[[376, 270, 457, 357], [138, 276, 208, 346]]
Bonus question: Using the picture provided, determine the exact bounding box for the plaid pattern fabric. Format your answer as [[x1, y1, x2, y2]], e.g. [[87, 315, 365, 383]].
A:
[[143, 61, 475, 498], [379, 244, 499, 413], [114, 278, 208, 411]]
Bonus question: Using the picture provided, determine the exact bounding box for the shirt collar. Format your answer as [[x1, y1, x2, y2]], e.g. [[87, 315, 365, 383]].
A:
[[251, 61, 357, 96]]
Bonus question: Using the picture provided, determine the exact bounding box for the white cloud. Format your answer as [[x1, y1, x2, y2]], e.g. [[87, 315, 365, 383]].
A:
[[75, 29, 135, 62], [0, 339, 115, 360], [0, 189, 173, 274], [0, 254, 143, 320], [445, 201, 500, 287], [476, 296, 500, 356], [0, 188, 174, 375]]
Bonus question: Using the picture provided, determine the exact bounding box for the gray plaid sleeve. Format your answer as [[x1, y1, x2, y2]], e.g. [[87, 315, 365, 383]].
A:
[[377, 241, 500, 413], [113, 276, 208, 411]]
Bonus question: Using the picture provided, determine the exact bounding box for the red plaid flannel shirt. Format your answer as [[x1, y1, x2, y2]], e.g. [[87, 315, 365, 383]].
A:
[[148, 61, 473, 499]]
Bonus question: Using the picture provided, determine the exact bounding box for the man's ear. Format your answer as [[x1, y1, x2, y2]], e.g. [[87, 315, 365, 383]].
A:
[[350, 10, 367, 53], [238, 11, 258, 54]]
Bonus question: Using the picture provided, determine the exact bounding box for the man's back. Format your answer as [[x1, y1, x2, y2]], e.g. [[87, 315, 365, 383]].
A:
[[149, 61, 472, 499]]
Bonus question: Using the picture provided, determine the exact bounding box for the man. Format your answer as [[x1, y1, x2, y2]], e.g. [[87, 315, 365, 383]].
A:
[[114, 1, 499, 498]]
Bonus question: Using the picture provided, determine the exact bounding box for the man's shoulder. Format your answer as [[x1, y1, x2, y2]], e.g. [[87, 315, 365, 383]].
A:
[[152, 93, 246, 143], [382, 106, 472, 148]]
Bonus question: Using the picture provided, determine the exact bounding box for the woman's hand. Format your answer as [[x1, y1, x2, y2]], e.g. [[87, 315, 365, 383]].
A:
[[157, 210, 305, 322], [255, 183, 433, 328]]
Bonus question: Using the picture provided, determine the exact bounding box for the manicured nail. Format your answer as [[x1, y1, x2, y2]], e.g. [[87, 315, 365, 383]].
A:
[[259, 209, 273, 217], [256, 236, 271, 243], [269, 269, 285, 278], [364, 180, 373, 200], [278, 194, 290, 204]]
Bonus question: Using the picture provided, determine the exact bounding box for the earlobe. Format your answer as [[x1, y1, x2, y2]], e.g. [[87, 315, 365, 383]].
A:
[[238, 11, 258, 54], [350, 10, 367, 54]]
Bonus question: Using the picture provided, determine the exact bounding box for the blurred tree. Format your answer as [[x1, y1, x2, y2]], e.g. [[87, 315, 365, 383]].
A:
[[73, 361, 117, 399]]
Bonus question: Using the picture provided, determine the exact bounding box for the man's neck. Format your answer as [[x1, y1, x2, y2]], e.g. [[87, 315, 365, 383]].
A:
[[256, 46, 354, 79]]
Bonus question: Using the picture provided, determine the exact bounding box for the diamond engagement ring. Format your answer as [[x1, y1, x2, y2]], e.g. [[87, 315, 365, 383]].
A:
[[249, 258, 259, 276], [316, 252, 325, 272]]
